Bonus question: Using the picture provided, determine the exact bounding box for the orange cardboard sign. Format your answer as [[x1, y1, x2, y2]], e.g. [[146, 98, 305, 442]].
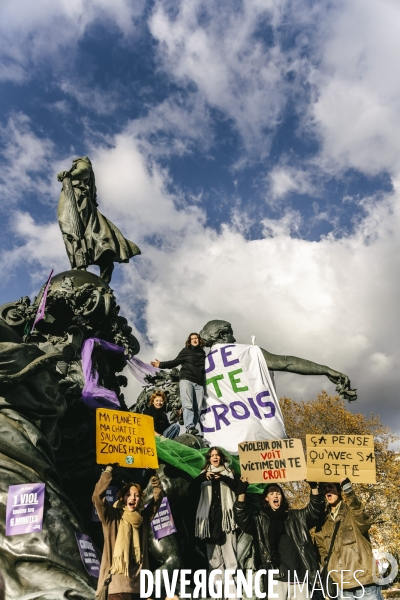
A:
[[306, 434, 376, 483]]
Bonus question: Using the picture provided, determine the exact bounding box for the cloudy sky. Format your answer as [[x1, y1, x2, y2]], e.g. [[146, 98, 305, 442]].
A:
[[0, 0, 399, 432]]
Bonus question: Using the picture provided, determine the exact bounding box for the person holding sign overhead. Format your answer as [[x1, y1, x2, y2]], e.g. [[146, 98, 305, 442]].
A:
[[151, 333, 206, 436], [234, 481, 324, 600], [92, 464, 162, 600], [314, 478, 383, 600]]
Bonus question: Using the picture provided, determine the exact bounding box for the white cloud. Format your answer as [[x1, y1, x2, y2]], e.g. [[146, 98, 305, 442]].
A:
[[0, 212, 67, 284], [0, 113, 56, 205], [145, 0, 400, 184], [268, 165, 316, 201], [59, 81, 120, 116], [309, 0, 400, 177], [148, 0, 302, 155], [0, 0, 144, 82], [89, 130, 206, 246], [129, 95, 214, 157], [126, 184, 400, 429]]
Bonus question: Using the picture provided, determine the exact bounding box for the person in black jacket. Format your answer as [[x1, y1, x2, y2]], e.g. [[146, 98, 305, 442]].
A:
[[234, 481, 324, 600], [143, 390, 181, 439], [151, 332, 205, 435]]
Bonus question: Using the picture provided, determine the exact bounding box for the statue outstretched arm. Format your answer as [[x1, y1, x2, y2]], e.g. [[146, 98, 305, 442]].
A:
[[260, 348, 357, 402]]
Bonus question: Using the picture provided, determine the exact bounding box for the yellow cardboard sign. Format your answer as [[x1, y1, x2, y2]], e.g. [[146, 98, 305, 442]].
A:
[[306, 434, 376, 483], [96, 408, 158, 469], [238, 438, 307, 483]]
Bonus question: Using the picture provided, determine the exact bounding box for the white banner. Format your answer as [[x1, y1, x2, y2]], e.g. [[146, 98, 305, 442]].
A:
[[199, 344, 287, 454]]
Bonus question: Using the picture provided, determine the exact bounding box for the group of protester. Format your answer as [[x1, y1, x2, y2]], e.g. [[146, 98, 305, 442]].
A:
[[92, 332, 383, 600], [92, 453, 382, 600]]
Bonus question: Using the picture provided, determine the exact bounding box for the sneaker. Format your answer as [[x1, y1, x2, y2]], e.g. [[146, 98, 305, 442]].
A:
[[187, 427, 200, 436]]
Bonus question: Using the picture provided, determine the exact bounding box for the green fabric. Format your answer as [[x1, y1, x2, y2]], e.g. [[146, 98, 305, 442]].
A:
[[155, 436, 264, 494]]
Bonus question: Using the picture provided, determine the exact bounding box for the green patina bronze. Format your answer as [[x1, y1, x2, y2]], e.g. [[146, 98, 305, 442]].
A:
[[57, 156, 140, 284]]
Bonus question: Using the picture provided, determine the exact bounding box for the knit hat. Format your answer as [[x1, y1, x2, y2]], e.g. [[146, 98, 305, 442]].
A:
[[263, 483, 289, 510], [263, 483, 284, 497]]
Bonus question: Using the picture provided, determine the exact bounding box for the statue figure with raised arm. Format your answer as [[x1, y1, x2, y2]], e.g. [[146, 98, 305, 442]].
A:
[[57, 156, 140, 284], [199, 319, 357, 401]]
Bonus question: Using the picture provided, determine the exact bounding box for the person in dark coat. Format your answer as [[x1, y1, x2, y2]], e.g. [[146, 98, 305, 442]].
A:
[[234, 481, 324, 600], [314, 479, 383, 600], [143, 390, 181, 439], [151, 333, 206, 435]]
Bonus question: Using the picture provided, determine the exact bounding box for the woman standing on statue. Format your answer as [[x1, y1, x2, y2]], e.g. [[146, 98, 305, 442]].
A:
[[190, 447, 240, 597], [151, 332, 205, 435], [92, 464, 162, 600]]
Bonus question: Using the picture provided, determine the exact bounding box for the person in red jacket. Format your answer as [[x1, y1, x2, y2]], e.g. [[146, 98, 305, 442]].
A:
[[151, 333, 206, 436]]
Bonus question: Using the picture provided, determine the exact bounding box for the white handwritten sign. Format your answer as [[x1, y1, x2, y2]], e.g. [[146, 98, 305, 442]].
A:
[[199, 344, 286, 453]]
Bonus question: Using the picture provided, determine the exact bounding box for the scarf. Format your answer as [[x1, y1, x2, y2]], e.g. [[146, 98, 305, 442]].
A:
[[195, 464, 236, 539], [110, 501, 143, 577]]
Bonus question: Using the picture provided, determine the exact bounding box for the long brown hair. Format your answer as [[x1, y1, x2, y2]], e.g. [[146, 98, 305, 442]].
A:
[[185, 332, 205, 348], [203, 446, 229, 471], [118, 483, 143, 511]]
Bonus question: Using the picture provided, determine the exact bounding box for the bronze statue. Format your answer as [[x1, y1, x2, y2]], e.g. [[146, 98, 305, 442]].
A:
[[199, 319, 357, 401], [0, 271, 142, 598], [0, 318, 96, 599], [57, 156, 140, 284]]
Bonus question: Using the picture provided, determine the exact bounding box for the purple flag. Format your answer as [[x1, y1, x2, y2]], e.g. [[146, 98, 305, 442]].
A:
[[6, 483, 45, 536], [91, 486, 118, 522], [127, 355, 160, 385], [81, 337, 126, 409], [150, 496, 177, 540], [31, 270, 54, 332], [75, 532, 101, 578]]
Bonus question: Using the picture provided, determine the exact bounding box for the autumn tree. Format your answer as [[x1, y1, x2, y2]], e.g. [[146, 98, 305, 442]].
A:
[[279, 391, 400, 555]]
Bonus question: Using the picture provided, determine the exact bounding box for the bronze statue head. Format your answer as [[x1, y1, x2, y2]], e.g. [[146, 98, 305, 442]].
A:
[[199, 320, 236, 347]]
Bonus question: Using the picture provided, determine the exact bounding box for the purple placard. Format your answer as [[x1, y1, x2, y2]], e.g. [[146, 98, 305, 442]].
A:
[[92, 486, 118, 522], [6, 483, 45, 536], [75, 532, 101, 578], [151, 497, 177, 540], [31, 269, 54, 332], [81, 337, 126, 409]]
